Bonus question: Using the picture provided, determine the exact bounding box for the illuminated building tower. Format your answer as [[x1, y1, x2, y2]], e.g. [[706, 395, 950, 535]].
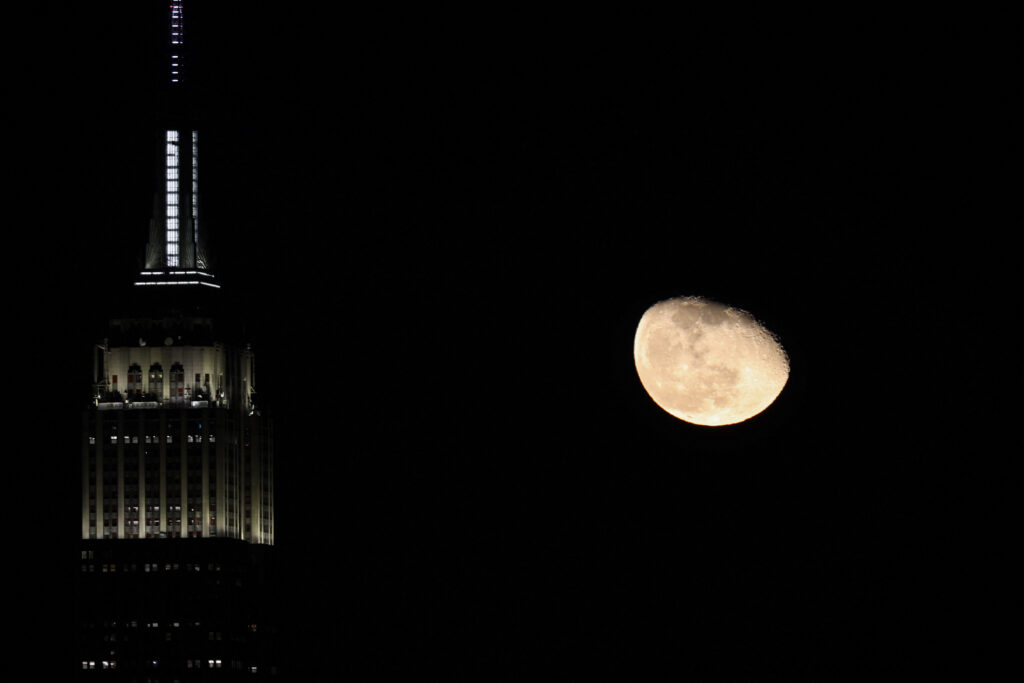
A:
[[75, 3, 278, 677], [138, 0, 212, 288]]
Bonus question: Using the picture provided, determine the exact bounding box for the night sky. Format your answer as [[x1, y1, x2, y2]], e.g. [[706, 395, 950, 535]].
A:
[[19, 4, 1012, 679]]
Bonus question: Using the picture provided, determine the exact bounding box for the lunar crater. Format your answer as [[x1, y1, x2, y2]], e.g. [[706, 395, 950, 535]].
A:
[[634, 296, 789, 426]]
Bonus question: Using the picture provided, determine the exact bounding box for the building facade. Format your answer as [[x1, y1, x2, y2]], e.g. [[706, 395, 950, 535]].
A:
[[83, 319, 273, 545], [75, 3, 279, 678]]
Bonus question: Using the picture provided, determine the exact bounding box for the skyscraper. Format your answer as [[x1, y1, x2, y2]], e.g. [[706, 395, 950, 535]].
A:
[[75, 3, 278, 677]]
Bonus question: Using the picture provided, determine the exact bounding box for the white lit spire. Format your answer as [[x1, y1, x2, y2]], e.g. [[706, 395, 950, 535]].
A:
[[137, 1, 215, 288], [169, 3, 184, 83]]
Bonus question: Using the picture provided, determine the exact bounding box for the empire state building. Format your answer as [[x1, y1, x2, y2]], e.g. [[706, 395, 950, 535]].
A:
[[75, 3, 278, 677]]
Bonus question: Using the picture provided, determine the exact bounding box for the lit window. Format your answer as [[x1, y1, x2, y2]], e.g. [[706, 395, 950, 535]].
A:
[[149, 362, 164, 398]]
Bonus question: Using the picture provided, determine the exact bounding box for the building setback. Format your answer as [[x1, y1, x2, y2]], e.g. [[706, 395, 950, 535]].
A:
[[82, 321, 273, 545]]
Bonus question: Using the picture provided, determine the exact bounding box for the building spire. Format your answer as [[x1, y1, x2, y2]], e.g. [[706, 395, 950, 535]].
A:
[[169, 2, 184, 84], [136, 1, 218, 290]]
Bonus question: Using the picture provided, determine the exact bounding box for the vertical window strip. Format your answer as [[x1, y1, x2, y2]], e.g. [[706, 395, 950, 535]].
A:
[[192, 131, 199, 254], [166, 131, 180, 267]]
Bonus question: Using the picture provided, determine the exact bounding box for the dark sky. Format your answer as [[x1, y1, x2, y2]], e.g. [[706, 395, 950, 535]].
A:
[[18, 3, 1012, 679]]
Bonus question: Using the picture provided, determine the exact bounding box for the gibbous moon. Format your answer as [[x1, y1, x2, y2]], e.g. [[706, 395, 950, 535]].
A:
[[634, 296, 788, 426]]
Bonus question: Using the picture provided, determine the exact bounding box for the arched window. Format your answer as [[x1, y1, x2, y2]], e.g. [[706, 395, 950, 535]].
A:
[[127, 363, 143, 398], [148, 362, 164, 401], [170, 362, 186, 406]]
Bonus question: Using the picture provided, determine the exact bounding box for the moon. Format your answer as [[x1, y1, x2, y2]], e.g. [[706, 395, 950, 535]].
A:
[[633, 296, 789, 426]]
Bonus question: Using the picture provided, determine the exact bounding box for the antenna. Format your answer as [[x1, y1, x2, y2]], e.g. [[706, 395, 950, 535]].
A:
[[169, 2, 184, 84]]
